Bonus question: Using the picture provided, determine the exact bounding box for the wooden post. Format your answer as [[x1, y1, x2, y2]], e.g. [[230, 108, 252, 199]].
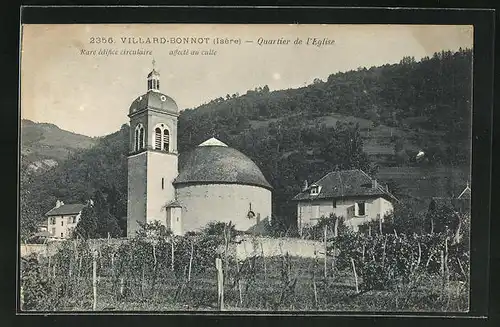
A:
[[119, 277, 125, 299], [323, 225, 327, 279], [440, 250, 445, 281], [92, 250, 98, 311], [171, 240, 175, 271], [444, 238, 449, 284], [416, 241, 422, 270], [216, 257, 224, 311], [188, 239, 194, 282], [141, 264, 145, 297], [382, 236, 387, 267], [312, 275, 318, 308], [152, 243, 157, 267], [260, 242, 267, 282], [351, 258, 359, 294], [235, 259, 243, 306]]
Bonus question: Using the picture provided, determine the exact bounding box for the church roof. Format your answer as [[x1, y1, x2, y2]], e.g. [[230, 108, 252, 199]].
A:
[[129, 90, 178, 116], [173, 138, 272, 190]]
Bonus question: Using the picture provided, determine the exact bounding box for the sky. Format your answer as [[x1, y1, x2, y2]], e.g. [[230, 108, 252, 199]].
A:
[[20, 24, 473, 137]]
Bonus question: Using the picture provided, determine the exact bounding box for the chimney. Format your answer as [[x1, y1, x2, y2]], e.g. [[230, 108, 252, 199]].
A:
[[55, 200, 64, 208], [303, 180, 309, 191], [371, 179, 378, 189]]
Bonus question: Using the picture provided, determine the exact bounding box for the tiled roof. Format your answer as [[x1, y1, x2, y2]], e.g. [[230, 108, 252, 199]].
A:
[[174, 139, 272, 190], [165, 200, 182, 208], [292, 169, 396, 201], [45, 203, 86, 216]]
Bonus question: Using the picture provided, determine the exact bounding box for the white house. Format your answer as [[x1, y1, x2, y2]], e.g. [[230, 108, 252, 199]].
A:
[[45, 200, 87, 239], [292, 169, 398, 233]]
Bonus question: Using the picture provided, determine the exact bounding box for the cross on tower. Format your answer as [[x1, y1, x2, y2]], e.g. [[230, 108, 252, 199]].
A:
[[152, 58, 156, 69]]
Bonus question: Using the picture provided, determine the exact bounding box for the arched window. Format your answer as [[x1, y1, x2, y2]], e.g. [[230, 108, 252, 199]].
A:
[[152, 124, 171, 153], [154, 128, 162, 150], [139, 126, 145, 149], [134, 124, 145, 152], [134, 128, 139, 152], [163, 129, 170, 152]]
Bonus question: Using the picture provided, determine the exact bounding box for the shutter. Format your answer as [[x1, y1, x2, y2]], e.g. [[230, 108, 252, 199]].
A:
[[163, 129, 170, 151], [139, 127, 145, 149], [154, 128, 162, 150]]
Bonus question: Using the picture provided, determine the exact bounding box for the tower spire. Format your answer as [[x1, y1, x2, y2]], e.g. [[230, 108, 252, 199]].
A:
[[147, 59, 160, 92]]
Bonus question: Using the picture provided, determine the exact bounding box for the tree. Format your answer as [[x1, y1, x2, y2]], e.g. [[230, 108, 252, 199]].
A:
[[74, 203, 98, 239], [74, 190, 122, 239]]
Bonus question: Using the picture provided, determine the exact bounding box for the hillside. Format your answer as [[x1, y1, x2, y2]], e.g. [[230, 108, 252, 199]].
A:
[[21, 119, 97, 172], [20, 48, 472, 238], [179, 48, 471, 167]]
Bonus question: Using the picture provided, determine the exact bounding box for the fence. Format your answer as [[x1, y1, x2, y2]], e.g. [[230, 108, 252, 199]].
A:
[[20, 231, 469, 312]]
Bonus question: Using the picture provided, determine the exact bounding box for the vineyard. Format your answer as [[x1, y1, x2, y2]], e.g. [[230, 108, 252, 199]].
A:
[[20, 218, 470, 312]]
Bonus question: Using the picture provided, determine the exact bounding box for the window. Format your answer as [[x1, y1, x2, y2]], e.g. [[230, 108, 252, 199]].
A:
[[139, 127, 144, 149], [61, 220, 64, 226], [333, 199, 337, 208], [313, 205, 320, 218], [50, 217, 56, 225], [163, 129, 170, 152], [135, 124, 145, 151], [51, 228, 56, 236], [72, 216, 77, 223], [310, 186, 319, 195], [357, 202, 366, 216], [153, 124, 170, 152], [155, 128, 162, 150], [135, 128, 139, 151], [161, 177, 164, 190], [60, 233, 63, 238]]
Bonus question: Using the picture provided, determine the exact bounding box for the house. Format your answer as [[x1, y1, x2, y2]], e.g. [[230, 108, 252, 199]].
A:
[[45, 200, 87, 239], [292, 169, 398, 233]]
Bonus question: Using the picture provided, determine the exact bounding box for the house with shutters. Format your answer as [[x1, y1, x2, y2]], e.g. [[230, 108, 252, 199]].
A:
[[45, 200, 87, 239], [292, 169, 398, 234]]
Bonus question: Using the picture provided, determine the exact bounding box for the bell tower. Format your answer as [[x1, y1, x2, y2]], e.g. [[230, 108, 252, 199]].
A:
[[127, 60, 179, 237]]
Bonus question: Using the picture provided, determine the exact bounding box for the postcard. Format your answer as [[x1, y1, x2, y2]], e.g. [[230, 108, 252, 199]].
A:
[[19, 22, 475, 314]]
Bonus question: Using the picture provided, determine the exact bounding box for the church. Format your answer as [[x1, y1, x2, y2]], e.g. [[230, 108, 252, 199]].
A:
[[126, 64, 273, 237]]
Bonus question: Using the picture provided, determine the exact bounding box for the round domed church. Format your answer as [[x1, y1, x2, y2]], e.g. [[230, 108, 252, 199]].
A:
[[126, 65, 272, 237]]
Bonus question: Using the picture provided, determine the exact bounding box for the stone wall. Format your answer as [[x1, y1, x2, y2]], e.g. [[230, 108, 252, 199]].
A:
[[176, 183, 272, 233], [231, 235, 323, 260]]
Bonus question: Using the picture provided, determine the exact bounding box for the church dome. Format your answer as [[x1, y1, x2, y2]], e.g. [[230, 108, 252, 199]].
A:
[[173, 138, 272, 190], [129, 91, 178, 115]]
